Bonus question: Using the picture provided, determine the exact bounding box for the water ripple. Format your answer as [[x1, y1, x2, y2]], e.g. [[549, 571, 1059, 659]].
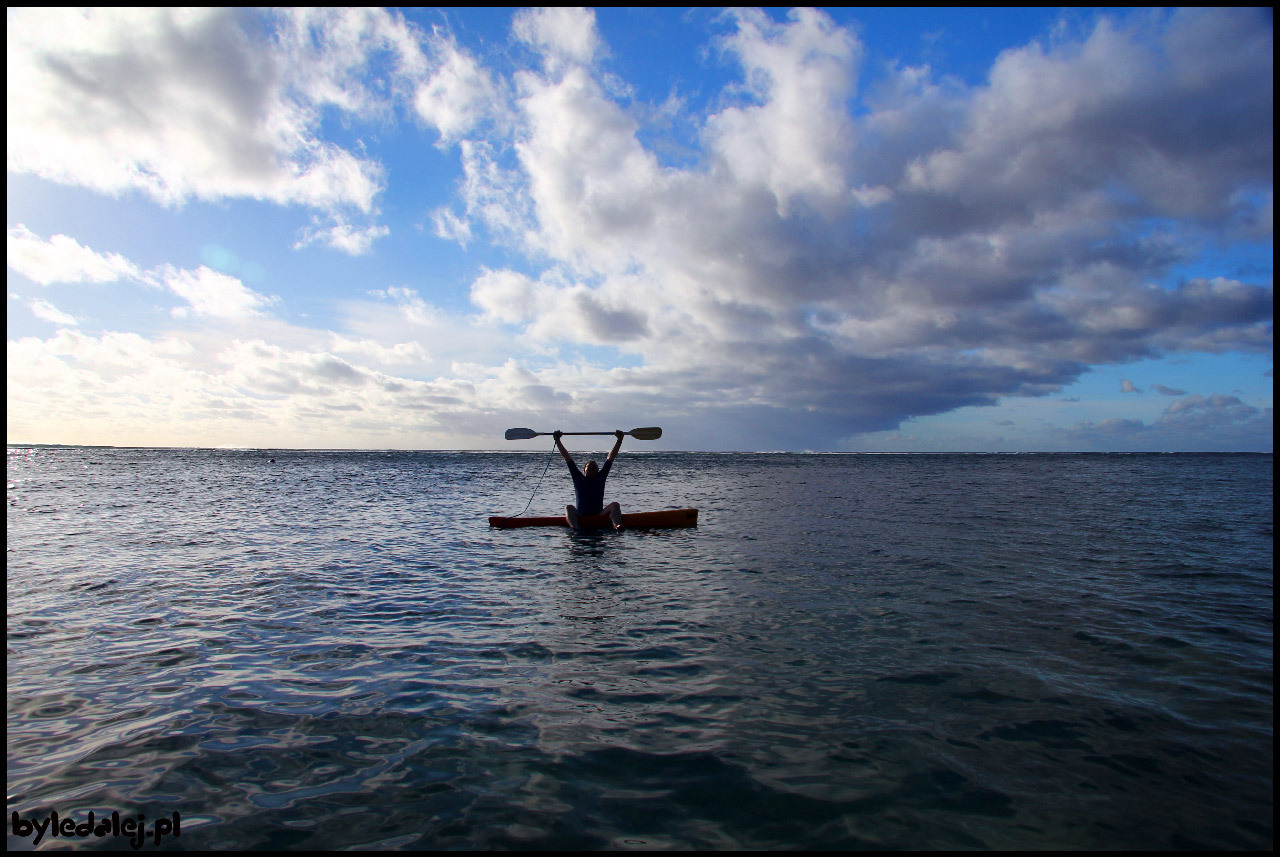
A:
[[6, 448, 1272, 849]]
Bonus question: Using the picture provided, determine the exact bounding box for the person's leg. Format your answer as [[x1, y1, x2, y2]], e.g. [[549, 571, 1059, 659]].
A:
[[606, 501, 622, 531], [565, 504, 580, 529]]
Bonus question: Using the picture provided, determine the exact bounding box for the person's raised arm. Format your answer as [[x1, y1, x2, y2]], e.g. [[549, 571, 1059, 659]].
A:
[[554, 430, 576, 467], [606, 429, 624, 464]]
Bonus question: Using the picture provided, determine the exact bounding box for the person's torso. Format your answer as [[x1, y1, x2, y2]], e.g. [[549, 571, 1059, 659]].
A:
[[570, 459, 613, 515]]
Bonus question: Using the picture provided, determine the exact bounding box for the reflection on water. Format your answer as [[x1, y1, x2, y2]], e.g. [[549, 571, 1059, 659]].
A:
[[7, 448, 1273, 849]]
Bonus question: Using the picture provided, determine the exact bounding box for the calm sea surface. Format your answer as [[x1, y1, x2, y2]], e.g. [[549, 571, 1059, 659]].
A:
[[7, 447, 1273, 850]]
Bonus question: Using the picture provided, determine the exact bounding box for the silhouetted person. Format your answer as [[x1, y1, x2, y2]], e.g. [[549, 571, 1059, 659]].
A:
[[553, 429, 624, 530]]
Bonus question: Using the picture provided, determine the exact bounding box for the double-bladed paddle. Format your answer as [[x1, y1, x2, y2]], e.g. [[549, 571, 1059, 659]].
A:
[[505, 426, 662, 441]]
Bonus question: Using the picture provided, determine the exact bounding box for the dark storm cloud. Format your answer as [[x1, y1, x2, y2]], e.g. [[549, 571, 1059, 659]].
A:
[[443, 8, 1271, 447]]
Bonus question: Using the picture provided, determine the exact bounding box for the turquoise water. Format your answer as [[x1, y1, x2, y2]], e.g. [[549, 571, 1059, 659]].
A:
[[6, 448, 1273, 849]]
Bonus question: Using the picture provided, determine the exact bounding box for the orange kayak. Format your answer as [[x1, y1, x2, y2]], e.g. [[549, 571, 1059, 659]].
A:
[[489, 508, 698, 529]]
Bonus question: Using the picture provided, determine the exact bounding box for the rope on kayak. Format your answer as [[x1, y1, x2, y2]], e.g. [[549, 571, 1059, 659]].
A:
[[499, 437, 558, 521]]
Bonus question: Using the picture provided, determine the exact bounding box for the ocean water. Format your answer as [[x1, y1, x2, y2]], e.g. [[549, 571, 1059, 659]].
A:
[[6, 446, 1273, 850]]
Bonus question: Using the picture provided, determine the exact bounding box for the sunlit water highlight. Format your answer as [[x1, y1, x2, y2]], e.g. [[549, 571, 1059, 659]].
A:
[[7, 447, 1273, 849]]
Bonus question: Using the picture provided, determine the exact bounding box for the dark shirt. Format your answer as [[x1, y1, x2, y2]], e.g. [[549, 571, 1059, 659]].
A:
[[568, 459, 613, 516]]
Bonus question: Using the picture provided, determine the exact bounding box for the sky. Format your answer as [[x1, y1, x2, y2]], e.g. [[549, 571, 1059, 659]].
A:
[[6, 7, 1273, 452]]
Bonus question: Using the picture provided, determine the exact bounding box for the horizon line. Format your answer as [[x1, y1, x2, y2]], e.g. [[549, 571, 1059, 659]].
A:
[[6, 443, 1273, 455]]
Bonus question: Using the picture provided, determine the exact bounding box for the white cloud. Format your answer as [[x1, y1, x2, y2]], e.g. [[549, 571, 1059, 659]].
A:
[[430, 207, 473, 245], [512, 7, 601, 69], [444, 140, 535, 248], [707, 7, 861, 215], [219, 340, 373, 396], [470, 268, 540, 325], [9, 225, 282, 321], [7, 225, 141, 285], [294, 221, 391, 256], [157, 265, 275, 318], [28, 299, 78, 326], [413, 30, 503, 144], [470, 267, 648, 344], [5, 7, 420, 254], [1058, 391, 1272, 451], [367, 287, 441, 327], [436, 7, 1271, 446], [328, 335, 428, 365], [902, 9, 1272, 221], [1162, 393, 1258, 421], [6, 325, 561, 448], [513, 64, 669, 269]]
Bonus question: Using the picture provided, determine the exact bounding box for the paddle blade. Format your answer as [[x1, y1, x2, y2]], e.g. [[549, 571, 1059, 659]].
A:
[[629, 427, 662, 440], [504, 427, 539, 440]]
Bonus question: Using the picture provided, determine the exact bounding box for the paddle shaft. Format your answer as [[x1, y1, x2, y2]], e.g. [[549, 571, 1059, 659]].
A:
[[545, 431, 628, 436], [505, 426, 661, 441]]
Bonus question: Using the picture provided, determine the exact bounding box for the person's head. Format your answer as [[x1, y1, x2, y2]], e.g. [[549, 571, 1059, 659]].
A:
[[584, 460, 599, 477]]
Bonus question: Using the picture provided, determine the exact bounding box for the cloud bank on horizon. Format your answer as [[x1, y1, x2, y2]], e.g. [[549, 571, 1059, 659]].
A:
[[6, 7, 1273, 450]]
